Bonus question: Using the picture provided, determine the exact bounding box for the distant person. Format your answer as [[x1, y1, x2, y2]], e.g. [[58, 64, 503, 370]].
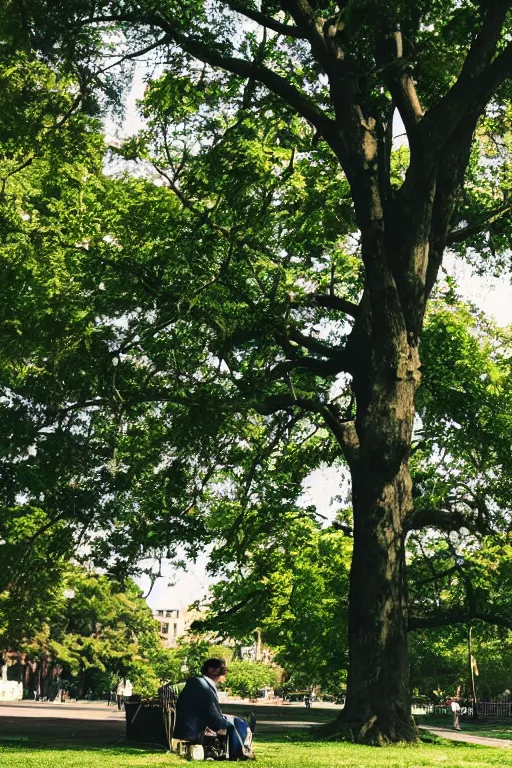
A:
[[116, 680, 125, 710], [304, 694, 311, 709], [174, 658, 254, 759], [451, 698, 461, 730]]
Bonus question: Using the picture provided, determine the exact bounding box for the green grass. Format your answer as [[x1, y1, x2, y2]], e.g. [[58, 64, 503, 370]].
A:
[[0, 742, 170, 768], [417, 715, 512, 741], [1, 734, 512, 768]]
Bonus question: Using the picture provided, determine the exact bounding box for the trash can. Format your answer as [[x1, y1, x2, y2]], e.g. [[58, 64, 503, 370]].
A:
[[125, 700, 170, 748]]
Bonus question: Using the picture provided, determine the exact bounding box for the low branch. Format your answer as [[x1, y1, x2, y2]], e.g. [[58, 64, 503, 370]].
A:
[[409, 610, 512, 632], [254, 391, 358, 462], [253, 393, 323, 415], [275, 332, 350, 376], [412, 565, 459, 587], [190, 589, 266, 631], [331, 521, 353, 537], [322, 413, 359, 466], [313, 293, 360, 318], [447, 201, 512, 245], [272, 354, 348, 377]]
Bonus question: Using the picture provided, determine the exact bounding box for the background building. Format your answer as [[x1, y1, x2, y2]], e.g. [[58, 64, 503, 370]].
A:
[[153, 608, 193, 648]]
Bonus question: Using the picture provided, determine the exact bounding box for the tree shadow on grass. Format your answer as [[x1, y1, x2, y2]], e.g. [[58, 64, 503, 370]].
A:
[[0, 735, 164, 754]]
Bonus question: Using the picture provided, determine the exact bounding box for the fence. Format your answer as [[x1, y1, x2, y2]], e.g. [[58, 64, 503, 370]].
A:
[[477, 700, 512, 720], [424, 699, 512, 720]]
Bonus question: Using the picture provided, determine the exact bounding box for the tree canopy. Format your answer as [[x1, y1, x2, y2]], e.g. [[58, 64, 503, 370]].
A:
[[1, 0, 512, 744]]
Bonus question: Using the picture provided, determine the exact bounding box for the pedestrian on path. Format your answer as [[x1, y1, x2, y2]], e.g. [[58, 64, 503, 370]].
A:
[[451, 698, 461, 730], [116, 680, 125, 711]]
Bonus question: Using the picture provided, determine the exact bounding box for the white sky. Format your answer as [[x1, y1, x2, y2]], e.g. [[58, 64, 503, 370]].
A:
[[116, 62, 512, 611]]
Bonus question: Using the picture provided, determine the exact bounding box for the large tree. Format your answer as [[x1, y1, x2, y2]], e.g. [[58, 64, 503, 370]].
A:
[[3, 0, 512, 744]]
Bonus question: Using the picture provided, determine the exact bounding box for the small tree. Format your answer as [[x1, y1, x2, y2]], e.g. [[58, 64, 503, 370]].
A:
[[221, 660, 280, 699]]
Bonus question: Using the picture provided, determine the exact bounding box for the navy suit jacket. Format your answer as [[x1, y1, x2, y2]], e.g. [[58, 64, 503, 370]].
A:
[[174, 676, 227, 741]]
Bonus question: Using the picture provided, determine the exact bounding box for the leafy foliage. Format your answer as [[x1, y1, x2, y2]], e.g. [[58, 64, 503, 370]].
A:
[[12, 565, 163, 699], [195, 514, 351, 692]]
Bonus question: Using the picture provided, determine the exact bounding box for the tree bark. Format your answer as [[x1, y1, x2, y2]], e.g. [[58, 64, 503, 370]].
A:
[[340, 461, 416, 743]]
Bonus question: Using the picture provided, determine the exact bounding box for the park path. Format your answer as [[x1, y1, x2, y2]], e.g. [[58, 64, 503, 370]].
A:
[[2, 701, 511, 749], [0, 700, 330, 744], [0, 700, 125, 744], [426, 726, 512, 749]]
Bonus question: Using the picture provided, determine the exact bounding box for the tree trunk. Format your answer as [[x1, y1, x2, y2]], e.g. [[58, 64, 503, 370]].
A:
[[340, 462, 416, 743], [336, 334, 421, 744]]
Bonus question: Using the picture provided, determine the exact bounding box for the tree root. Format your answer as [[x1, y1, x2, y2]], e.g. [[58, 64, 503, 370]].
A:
[[314, 715, 419, 746]]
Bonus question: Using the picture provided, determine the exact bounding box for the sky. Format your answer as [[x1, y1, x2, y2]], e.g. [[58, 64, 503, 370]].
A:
[[114, 60, 512, 613]]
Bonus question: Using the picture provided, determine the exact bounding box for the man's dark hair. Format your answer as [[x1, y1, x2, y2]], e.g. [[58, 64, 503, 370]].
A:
[[201, 658, 227, 675]]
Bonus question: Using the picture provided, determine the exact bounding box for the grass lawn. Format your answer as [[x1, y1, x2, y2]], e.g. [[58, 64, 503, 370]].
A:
[[417, 715, 512, 741], [1, 734, 512, 768]]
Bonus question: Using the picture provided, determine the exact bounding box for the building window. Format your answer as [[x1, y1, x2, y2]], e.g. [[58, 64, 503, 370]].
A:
[[161, 623, 169, 634], [157, 610, 164, 616], [173, 623, 178, 636]]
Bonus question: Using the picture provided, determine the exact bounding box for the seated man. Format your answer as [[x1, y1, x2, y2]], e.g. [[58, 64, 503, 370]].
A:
[[174, 658, 228, 743], [174, 658, 254, 760]]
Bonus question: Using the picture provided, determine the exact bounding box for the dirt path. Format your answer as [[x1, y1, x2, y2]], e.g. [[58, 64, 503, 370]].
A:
[[426, 726, 512, 749]]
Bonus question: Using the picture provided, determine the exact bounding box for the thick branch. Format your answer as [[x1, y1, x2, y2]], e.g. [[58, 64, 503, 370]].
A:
[[254, 391, 359, 463], [425, 111, 487, 297], [288, 328, 341, 358], [331, 521, 353, 537], [323, 414, 359, 466], [253, 393, 324, 415], [420, 3, 512, 148], [79, 13, 333, 136], [275, 332, 351, 375], [221, 1, 303, 38], [376, 30, 423, 135], [271, 356, 348, 378], [406, 506, 491, 534], [281, 0, 333, 70]]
